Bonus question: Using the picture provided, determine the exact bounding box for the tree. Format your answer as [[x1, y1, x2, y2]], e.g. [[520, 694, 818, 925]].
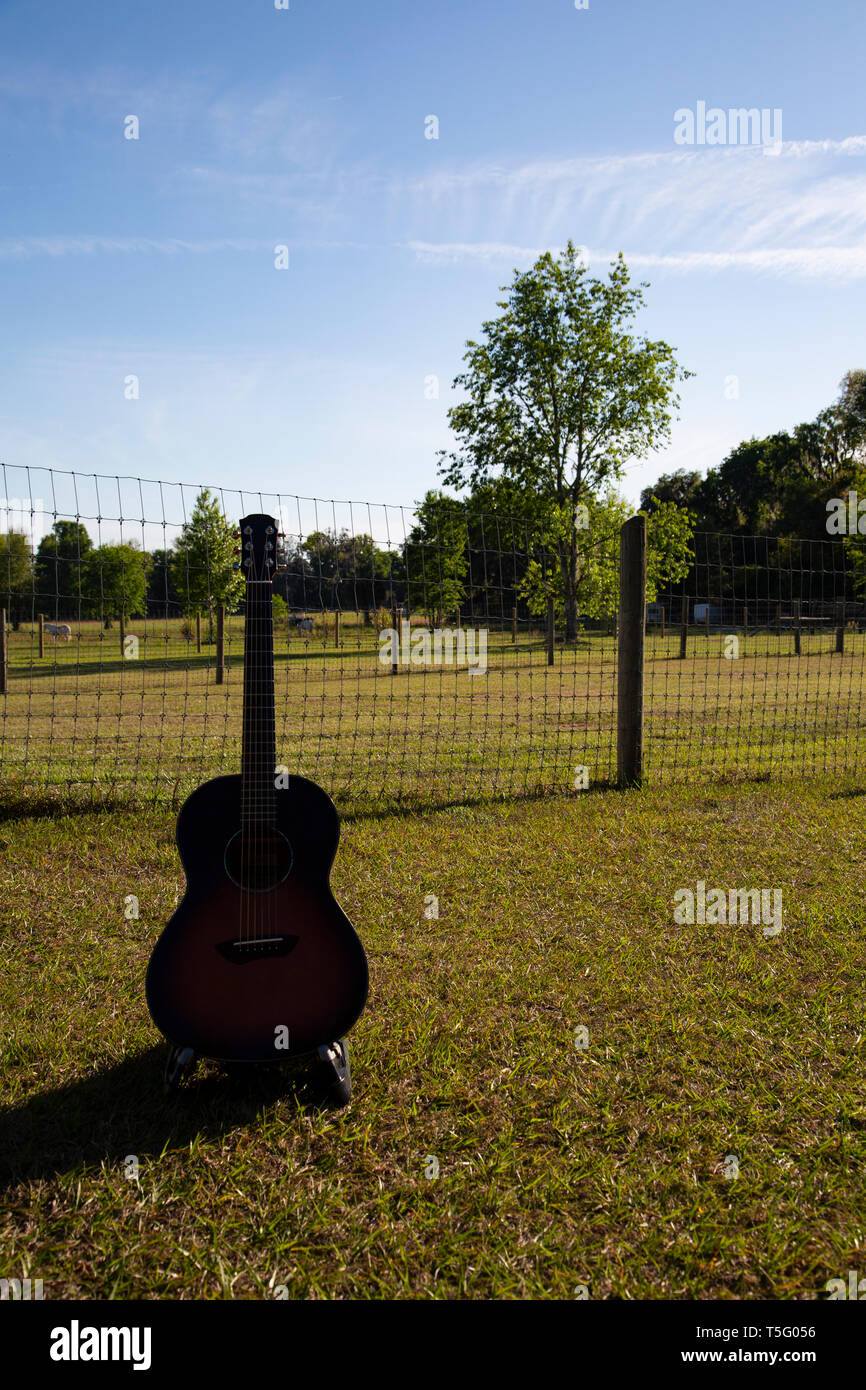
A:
[[516, 492, 694, 626], [641, 470, 704, 517], [146, 548, 181, 617], [0, 531, 33, 629], [645, 500, 695, 598], [303, 529, 393, 614], [439, 244, 691, 637], [687, 373, 866, 540], [82, 543, 148, 627], [170, 490, 243, 636], [34, 521, 93, 620], [404, 491, 469, 624]]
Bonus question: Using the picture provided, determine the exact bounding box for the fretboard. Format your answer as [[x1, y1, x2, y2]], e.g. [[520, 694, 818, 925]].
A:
[[241, 581, 276, 830]]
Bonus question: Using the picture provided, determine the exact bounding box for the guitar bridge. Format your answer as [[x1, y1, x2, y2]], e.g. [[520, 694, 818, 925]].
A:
[[216, 935, 299, 964]]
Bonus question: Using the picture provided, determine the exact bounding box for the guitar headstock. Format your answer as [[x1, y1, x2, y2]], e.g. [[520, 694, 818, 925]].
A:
[[234, 513, 284, 583]]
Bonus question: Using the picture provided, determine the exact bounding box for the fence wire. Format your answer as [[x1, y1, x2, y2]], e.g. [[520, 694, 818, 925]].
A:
[[0, 465, 618, 812], [2, 469, 865, 812], [650, 532, 866, 781]]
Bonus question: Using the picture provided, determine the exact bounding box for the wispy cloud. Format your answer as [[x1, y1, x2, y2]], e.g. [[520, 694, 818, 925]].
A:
[[405, 241, 866, 281], [0, 235, 269, 259], [399, 136, 866, 282]]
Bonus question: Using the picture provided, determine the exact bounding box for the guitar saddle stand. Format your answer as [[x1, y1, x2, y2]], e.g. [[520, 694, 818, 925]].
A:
[[163, 1039, 353, 1108]]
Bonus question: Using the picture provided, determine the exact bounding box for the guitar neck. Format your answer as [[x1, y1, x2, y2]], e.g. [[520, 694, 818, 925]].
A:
[[241, 579, 276, 830]]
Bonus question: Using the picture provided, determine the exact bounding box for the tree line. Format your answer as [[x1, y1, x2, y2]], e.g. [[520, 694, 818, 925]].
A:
[[640, 371, 866, 540], [5, 242, 862, 632]]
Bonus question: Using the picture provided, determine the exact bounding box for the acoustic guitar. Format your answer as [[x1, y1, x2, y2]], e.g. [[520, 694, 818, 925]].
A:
[[145, 513, 368, 1101]]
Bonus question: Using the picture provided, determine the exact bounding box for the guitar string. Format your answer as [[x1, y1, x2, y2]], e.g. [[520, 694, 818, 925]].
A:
[[240, 525, 278, 949]]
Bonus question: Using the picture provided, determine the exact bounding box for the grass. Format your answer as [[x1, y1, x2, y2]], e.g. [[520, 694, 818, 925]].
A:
[[1, 776, 864, 1299], [1, 616, 866, 815]]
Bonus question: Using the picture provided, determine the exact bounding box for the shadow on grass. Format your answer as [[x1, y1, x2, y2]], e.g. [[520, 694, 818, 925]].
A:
[[0, 779, 617, 826], [0, 790, 184, 822], [0, 1045, 325, 1189]]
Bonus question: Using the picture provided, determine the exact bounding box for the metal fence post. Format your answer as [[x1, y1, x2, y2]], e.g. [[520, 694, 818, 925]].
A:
[[680, 602, 688, 660], [617, 515, 646, 788], [0, 608, 6, 694]]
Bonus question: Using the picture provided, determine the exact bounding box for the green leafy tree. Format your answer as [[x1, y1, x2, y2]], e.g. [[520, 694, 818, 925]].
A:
[[146, 547, 181, 615], [171, 490, 243, 637], [405, 491, 469, 624], [439, 244, 691, 637], [518, 493, 694, 626], [683, 373, 866, 540], [0, 531, 34, 629], [645, 500, 696, 598], [82, 543, 148, 627], [303, 528, 393, 614], [34, 521, 93, 619]]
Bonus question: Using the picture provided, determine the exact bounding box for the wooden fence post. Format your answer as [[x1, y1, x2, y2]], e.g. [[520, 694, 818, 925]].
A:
[[743, 605, 749, 631], [547, 595, 555, 666], [216, 604, 225, 683], [617, 515, 646, 788], [0, 608, 6, 694], [680, 603, 688, 660]]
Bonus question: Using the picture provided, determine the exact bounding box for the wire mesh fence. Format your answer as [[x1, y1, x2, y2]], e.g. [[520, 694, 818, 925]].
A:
[[0, 465, 618, 813], [649, 532, 866, 783], [1, 465, 865, 813]]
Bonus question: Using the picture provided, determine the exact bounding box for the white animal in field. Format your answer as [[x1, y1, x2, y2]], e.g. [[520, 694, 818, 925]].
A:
[[44, 622, 72, 641]]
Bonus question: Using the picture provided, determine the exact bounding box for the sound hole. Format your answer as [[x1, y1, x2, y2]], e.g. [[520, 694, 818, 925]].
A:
[[224, 829, 293, 892]]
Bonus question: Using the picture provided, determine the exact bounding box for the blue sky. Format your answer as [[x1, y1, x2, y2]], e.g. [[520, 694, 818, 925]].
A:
[[1, 0, 865, 538]]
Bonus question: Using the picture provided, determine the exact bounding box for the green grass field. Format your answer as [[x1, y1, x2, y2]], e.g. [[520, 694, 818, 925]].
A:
[[1, 777, 864, 1298], [1, 619, 865, 1298], [2, 615, 866, 815]]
